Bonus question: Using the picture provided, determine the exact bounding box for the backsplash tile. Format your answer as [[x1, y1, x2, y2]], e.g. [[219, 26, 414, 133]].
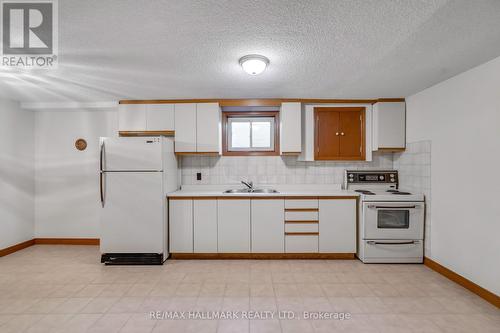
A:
[[180, 152, 393, 186], [393, 141, 432, 256]]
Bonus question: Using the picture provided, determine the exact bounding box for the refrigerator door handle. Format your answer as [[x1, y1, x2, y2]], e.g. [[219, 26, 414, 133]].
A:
[[99, 141, 105, 172], [100, 171, 105, 207], [99, 140, 105, 207]]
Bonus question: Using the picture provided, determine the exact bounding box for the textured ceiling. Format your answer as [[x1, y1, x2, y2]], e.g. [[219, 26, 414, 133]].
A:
[[1, 0, 500, 103]]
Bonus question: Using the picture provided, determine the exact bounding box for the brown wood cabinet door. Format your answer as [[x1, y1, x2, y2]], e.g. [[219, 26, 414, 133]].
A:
[[339, 109, 363, 159], [314, 109, 340, 159], [314, 107, 365, 160]]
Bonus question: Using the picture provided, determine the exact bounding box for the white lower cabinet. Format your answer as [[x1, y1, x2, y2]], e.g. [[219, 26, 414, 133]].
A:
[[193, 199, 218, 253], [217, 199, 250, 253], [319, 199, 356, 253], [251, 199, 284, 253], [169, 200, 193, 253], [285, 235, 319, 253], [169, 197, 357, 255]]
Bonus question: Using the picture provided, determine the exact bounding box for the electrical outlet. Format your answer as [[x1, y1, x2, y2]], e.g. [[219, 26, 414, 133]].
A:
[[196, 172, 202, 181]]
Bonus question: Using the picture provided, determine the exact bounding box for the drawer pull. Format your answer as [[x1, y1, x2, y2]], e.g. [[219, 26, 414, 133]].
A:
[[285, 208, 318, 212], [285, 232, 319, 236], [285, 220, 318, 224], [367, 240, 419, 245]]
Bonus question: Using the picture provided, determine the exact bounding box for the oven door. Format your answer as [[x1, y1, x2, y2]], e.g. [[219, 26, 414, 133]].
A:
[[363, 202, 424, 240]]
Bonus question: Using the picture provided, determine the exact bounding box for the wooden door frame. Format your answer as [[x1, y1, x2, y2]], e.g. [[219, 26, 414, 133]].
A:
[[314, 107, 366, 161]]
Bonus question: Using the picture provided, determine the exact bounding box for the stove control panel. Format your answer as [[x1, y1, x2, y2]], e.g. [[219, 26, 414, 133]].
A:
[[345, 170, 398, 185]]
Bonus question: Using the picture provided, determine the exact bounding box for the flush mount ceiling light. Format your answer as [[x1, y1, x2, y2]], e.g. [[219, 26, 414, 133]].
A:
[[239, 54, 269, 75]]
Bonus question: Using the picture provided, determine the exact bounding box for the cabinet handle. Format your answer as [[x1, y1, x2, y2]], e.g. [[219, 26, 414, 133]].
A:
[[341, 132, 345, 136], [335, 132, 339, 136]]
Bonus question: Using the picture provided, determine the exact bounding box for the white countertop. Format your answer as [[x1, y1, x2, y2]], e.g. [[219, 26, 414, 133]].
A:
[[167, 184, 359, 198]]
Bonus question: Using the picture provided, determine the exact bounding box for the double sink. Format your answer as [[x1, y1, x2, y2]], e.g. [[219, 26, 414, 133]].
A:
[[223, 188, 279, 194]]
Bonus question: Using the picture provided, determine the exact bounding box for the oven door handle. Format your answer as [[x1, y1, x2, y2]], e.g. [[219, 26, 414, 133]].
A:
[[367, 240, 420, 245], [367, 205, 418, 209]]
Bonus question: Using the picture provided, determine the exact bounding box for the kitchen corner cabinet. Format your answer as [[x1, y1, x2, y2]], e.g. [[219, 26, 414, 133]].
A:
[[169, 199, 193, 253], [174, 103, 220, 154], [251, 199, 284, 253], [280, 102, 302, 155], [218, 199, 251, 253], [118, 104, 175, 134], [319, 199, 356, 253], [372, 101, 406, 151], [314, 107, 365, 160]]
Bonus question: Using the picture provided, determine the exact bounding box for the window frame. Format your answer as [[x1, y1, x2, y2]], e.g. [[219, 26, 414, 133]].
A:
[[222, 111, 280, 156]]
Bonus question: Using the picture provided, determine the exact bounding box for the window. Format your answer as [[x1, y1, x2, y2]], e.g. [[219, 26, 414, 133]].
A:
[[222, 112, 279, 156]]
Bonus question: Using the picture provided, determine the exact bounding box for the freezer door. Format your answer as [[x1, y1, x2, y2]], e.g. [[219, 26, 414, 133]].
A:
[[100, 172, 164, 254], [101, 137, 162, 171]]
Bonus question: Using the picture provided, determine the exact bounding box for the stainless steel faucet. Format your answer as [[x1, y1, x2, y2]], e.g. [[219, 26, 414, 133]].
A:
[[241, 180, 254, 191]]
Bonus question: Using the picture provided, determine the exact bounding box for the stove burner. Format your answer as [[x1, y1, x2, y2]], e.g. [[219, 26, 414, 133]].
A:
[[355, 190, 375, 195], [392, 191, 411, 195], [386, 190, 398, 193]]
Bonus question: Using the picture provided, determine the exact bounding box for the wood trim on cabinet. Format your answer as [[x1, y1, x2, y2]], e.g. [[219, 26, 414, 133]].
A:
[[34, 238, 100, 245], [119, 130, 174, 137], [174, 152, 220, 156], [221, 111, 280, 156], [0, 239, 35, 257], [314, 107, 366, 161], [285, 220, 319, 224], [424, 257, 500, 308], [284, 208, 318, 212], [374, 98, 406, 103], [119, 98, 404, 106], [281, 152, 301, 156], [168, 196, 358, 200], [170, 253, 355, 260], [285, 232, 319, 236]]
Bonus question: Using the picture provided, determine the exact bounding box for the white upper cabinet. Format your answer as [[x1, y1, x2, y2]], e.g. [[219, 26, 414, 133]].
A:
[[146, 104, 175, 131], [372, 101, 406, 150], [280, 102, 302, 154], [174, 103, 220, 153], [318, 199, 356, 253], [118, 103, 174, 132], [174, 103, 197, 152], [196, 103, 220, 152], [118, 104, 147, 131], [251, 199, 284, 253]]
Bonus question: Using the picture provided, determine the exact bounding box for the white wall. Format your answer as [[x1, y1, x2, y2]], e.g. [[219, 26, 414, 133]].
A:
[[406, 56, 500, 295], [0, 100, 34, 248], [35, 109, 117, 238]]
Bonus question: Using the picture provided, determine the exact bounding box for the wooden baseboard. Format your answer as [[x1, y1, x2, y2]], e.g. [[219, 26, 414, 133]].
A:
[[170, 253, 355, 260], [34, 238, 100, 245], [0, 239, 35, 257], [424, 257, 500, 308]]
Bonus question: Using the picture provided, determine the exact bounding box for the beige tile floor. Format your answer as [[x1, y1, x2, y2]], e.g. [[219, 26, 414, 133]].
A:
[[0, 245, 498, 333]]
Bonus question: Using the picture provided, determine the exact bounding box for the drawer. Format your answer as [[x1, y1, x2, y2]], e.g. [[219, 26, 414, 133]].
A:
[[285, 223, 318, 233], [285, 235, 318, 253], [285, 211, 318, 221], [362, 240, 423, 263], [285, 199, 318, 209]]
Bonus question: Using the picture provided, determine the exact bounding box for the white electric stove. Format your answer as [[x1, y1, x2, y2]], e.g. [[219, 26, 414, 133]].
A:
[[345, 170, 425, 263]]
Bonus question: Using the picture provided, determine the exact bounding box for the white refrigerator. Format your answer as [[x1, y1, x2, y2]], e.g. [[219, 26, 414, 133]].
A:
[[99, 136, 178, 264]]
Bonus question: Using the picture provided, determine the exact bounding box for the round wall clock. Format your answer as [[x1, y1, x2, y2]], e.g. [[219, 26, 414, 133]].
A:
[[75, 138, 87, 151]]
